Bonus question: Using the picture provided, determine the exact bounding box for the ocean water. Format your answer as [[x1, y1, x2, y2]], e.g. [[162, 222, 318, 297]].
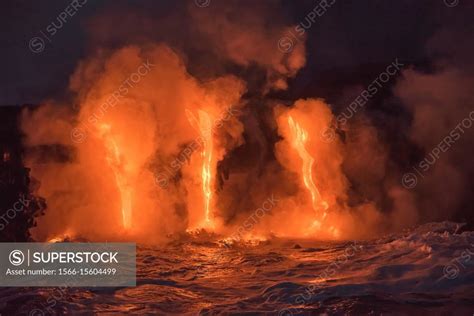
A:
[[1, 222, 473, 315]]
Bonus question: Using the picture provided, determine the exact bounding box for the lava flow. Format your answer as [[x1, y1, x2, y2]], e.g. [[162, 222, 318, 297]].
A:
[[99, 123, 133, 229], [186, 109, 215, 227], [288, 115, 328, 215]]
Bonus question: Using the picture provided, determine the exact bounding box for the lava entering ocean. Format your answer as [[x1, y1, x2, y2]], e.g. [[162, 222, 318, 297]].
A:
[[20, 44, 386, 243], [287, 115, 328, 215], [186, 109, 215, 228], [99, 123, 133, 229], [19, 1, 397, 244]]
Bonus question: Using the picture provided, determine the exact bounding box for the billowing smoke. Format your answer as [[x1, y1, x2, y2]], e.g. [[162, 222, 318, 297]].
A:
[[84, 0, 306, 92], [331, 18, 474, 232], [20, 0, 309, 243], [392, 23, 474, 226], [20, 1, 473, 243], [22, 45, 246, 242]]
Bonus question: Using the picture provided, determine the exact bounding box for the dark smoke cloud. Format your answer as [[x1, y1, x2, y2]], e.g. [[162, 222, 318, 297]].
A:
[[393, 19, 474, 225]]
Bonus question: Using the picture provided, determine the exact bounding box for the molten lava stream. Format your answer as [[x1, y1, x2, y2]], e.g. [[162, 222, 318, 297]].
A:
[[99, 124, 133, 230], [288, 116, 328, 215], [186, 109, 215, 228]]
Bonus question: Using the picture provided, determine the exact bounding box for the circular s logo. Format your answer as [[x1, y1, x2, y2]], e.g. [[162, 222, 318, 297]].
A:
[[29, 308, 45, 316], [402, 173, 418, 189], [444, 0, 459, 7], [9, 250, 25, 266], [278, 36, 294, 53], [29, 37, 45, 53]]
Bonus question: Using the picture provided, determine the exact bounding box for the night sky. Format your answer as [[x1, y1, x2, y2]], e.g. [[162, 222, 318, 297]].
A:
[[1, 0, 472, 105]]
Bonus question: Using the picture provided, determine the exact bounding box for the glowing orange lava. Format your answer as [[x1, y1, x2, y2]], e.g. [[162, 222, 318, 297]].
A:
[[186, 110, 214, 226], [99, 124, 132, 229], [288, 116, 328, 214]]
